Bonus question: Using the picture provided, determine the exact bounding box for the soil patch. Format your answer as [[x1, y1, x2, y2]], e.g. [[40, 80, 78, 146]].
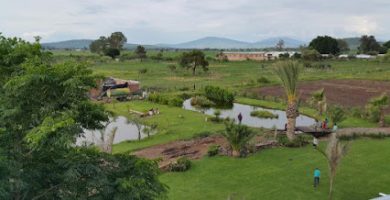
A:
[[251, 80, 390, 109]]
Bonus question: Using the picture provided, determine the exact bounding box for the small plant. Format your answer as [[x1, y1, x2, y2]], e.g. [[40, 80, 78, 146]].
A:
[[214, 110, 221, 120], [204, 85, 235, 106], [277, 134, 309, 147], [329, 106, 346, 125], [190, 96, 215, 107], [222, 121, 255, 157], [257, 76, 270, 84], [207, 145, 220, 157], [250, 110, 278, 119], [168, 157, 192, 172]]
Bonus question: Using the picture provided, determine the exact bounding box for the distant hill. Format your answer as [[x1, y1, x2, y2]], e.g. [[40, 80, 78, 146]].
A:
[[42, 36, 307, 50], [42, 39, 93, 50]]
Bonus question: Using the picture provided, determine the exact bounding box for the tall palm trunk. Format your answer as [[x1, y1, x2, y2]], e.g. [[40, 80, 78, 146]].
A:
[[286, 101, 298, 140]]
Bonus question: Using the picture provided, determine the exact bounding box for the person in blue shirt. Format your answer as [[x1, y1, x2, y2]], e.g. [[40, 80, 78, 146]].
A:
[[314, 168, 321, 187]]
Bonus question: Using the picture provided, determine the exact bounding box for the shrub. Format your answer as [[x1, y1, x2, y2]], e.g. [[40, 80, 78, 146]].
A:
[[277, 134, 309, 147], [338, 131, 390, 141], [222, 121, 255, 157], [207, 145, 220, 157], [257, 76, 270, 84], [329, 106, 346, 124], [190, 96, 215, 107], [204, 85, 235, 106], [250, 110, 278, 119], [168, 157, 192, 172], [147, 93, 183, 107]]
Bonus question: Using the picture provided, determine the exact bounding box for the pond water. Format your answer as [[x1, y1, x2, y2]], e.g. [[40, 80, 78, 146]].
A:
[[76, 116, 150, 146], [183, 99, 316, 129]]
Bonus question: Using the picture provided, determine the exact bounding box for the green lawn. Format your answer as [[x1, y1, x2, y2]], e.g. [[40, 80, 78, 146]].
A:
[[160, 138, 390, 200], [108, 101, 224, 153]]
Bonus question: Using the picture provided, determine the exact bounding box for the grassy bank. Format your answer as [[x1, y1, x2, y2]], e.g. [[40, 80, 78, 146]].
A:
[[160, 138, 390, 200]]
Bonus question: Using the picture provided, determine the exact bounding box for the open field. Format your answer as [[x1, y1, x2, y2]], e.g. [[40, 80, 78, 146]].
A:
[[252, 79, 390, 109], [160, 138, 390, 200]]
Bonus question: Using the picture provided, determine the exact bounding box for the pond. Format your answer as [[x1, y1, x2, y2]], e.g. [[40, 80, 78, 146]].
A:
[[76, 116, 151, 146], [183, 99, 316, 129]]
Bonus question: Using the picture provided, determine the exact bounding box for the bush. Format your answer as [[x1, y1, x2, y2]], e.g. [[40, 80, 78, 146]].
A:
[[338, 131, 390, 141], [257, 76, 270, 84], [250, 110, 278, 119], [277, 135, 309, 147], [204, 85, 235, 106], [168, 157, 192, 172], [190, 96, 215, 107], [207, 145, 220, 157], [148, 93, 183, 107]]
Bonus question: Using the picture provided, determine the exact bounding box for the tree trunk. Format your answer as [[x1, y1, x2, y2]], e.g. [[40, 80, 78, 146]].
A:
[[286, 101, 298, 141], [329, 170, 336, 200], [192, 66, 196, 75], [138, 130, 141, 141]]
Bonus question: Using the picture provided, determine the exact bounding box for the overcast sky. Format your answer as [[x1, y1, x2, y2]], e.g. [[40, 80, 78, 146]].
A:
[[1, 0, 389, 43]]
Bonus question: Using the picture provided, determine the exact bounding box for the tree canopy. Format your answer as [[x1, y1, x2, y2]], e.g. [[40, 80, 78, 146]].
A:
[[135, 45, 147, 61], [359, 35, 381, 54], [179, 50, 209, 75], [89, 32, 127, 58], [0, 35, 166, 199], [309, 36, 340, 55]]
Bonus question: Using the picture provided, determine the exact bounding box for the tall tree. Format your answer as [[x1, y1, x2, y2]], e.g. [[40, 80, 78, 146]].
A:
[[336, 39, 350, 53], [383, 40, 390, 50], [135, 45, 147, 61], [276, 39, 285, 51], [273, 61, 301, 141], [179, 50, 209, 75], [108, 32, 127, 49], [89, 36, 109, 55], [309, 36, 340, 55], [359, 35, 381, 54], [0, 36, 166, 199]]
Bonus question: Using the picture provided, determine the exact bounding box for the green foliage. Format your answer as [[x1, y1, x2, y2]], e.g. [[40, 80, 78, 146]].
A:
[[222, 121, 255, 157], [168, 157, 192, 172], [179, 50, 209, 75], [250, 110, 278, 119], [104, 47, 120, 59], [359, 35, 381, 54], [257, 76, 270, 84], [90, 32, 126, 56], [329, 106, 346, 124], [0, 35, 166, 199], [190, 96, 215, 107], [167, 64, 177, 72], [204, 85, 235, 105], [207, 145, 220, 157], [135, 45, 147, 61], [273, 61, 300, 101], [309, 35, 340, 55], [301, 49, 321, 60], [276, 134, 309, 147], [148, 93, 184, 107]]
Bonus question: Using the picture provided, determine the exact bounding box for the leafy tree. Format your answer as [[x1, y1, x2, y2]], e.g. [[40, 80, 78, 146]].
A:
[[179, 50, 209, 75], [104, 47, 120, 59], [359, 35, 381, 54], [273, 61, 301, 141], [301, 49, 321, 60], [127, 115, 144, 141], [383, 40, 390, 50], [275, 39, 285, 51], [108, 32, 127, 49], [367, 93, 389, 127], [317, 133, 348, 200], [89, 36, 109, 54], [135, 45, 147, 61], [142, 123, 158, 137], [0, 36, 166, 199], [309, 36, 340, 55], [222, 121, 254, 157], [337, 39, 350, 52]]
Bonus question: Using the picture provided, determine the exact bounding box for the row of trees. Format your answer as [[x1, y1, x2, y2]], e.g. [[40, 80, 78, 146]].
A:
[[89, 32, 127, 58], [308, 35, 389, 55], [0, 34, 166, 199]]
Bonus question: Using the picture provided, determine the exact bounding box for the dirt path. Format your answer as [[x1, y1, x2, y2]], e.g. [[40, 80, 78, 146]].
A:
[[251, 80, 390, 109]]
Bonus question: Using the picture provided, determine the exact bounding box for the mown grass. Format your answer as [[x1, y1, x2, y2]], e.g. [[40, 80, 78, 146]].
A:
[[108, 101, 224, 153], [160, 138, 390, 200]]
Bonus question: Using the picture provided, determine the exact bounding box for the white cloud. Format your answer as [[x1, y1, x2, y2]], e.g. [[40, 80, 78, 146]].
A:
[[0, 0, 389, 43]]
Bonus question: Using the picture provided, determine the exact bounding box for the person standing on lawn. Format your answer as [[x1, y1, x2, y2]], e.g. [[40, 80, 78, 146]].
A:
[[314, 168, 321, 187]]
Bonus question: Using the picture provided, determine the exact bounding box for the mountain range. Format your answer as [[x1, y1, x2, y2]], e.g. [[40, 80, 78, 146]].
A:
[[41, 36, 307, 50]]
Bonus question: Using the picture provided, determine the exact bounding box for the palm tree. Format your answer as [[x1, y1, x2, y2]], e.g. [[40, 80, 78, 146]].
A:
[[368, 93, 389, 127], [311, 88, 327, 116], [222, 121, 254, 157], [317, 133, 348, 200], [273, 61, 301, 141]]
